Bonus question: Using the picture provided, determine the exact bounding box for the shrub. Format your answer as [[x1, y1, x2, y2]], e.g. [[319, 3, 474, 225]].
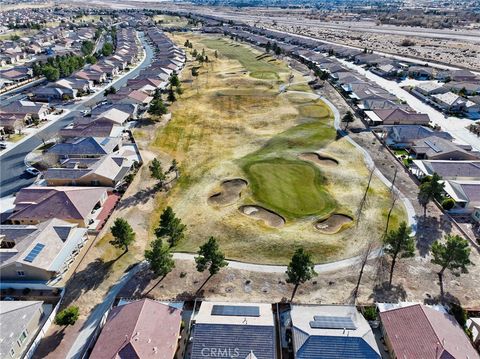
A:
[[363, 306, 377, 321], [442, 198, 455, 210], [55, 306, 79, 327], [450, 303, 467, 327]]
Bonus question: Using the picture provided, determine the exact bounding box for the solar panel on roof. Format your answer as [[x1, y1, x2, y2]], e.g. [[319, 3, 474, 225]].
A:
[[24, 243, 45, 263], [309, 316, 357, 330], [424, 139, 442, 153], [211, 305, 260, 317]]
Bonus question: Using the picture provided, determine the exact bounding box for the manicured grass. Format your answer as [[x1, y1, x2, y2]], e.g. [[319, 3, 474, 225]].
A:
[[299, 104, 331, 118], [244, 158, 336, 219], [200, 38, 286, 80]]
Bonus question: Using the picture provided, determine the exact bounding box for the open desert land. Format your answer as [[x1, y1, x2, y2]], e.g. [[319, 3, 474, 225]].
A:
[[139, 32, 406, 265]]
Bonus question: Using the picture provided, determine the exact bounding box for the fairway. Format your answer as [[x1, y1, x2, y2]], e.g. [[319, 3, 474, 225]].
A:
[[244, 158, 336, 219], [201, 38, 286, 79]]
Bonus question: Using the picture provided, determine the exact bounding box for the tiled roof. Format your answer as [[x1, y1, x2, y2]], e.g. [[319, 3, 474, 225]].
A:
[[90, 299, 182, 359], [380, 304, 479, 359]]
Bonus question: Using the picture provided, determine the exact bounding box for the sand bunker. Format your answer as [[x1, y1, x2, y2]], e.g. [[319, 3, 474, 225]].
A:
[[315, 214, 353, 234], [208, 178, 248, 206], [239, 205, 285, 228], [299, 152, 339, 166]]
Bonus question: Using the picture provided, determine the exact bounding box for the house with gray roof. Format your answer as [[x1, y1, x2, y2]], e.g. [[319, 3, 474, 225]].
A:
[[365, 108, 430, 126], [0, 301, 52, 359], [443, 180, 480, 214], [48, 136, 122, 159], [410, 136, 478, 160], [45, 154, 131, 187], [190, 301, 276, 359], [290, 305, 380, 359], [384, 125, 453, 149], [412, 160, 480, 181], [0, 218, 88, 283]]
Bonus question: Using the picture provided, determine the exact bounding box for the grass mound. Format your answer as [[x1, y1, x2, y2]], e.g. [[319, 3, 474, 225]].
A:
[[243, 158, 336, 219]]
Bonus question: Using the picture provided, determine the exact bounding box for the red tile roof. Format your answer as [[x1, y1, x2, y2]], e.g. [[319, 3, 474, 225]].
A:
[[380, 304, 479, 359], [90, 299, 182, 359]]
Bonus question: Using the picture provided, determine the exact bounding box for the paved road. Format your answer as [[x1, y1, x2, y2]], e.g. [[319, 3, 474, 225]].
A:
[[0, 33, 154, 198], [0, 78, 47, 105]]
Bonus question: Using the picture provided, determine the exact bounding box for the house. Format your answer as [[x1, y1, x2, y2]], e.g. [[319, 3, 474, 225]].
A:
[[107, 88, 153, 106], [0, 301, 52, 359], [0, 219, 88, 282], [443, 180, 480, 213], [74, 69, 107, 84], [379, 303, 479, 359], [411, 160, 480, 180], [30, 85, 76, 102], [410, 136, 478, 160], [0, 113, 28, 134], [358, 99, 410, 111], [0, 100, 49, 120], [90, 299, 182, 359], [58, 118, 124, 138], [45, 154, 131, 187], [190, 302, 276, 359], [407, 66, 434, 80], [431, 92, 468, 113], [48, 136, 122, 159], [371, 63, 402, 78], [465, 97, 480, 119], [290, 305, 380, 359], [384, 125, 453, 149], [8, 186, 108, 227], [91, 103, 137, 122], [445, 81, 480, 96], [412, 81, 447, 97], [365, 108, 430, 126]]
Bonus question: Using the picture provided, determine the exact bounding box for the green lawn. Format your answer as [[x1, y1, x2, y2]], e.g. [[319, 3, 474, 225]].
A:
[[244, 158, 336, 219], [200, 38, 286, 80]]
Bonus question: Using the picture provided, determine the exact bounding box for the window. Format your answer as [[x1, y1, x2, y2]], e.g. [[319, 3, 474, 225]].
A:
[[9, 348, 15, 357], [17, 271, 25, 276], [17, 329, 27, 346]]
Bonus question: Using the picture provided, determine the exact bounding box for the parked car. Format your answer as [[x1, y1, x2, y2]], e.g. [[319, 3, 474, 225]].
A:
[[0, 143, 7, 150], [25, 167, 40, 176]]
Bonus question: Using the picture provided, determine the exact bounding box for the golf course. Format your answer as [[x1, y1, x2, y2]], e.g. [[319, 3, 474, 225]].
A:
[[141, 33, 406, 264]]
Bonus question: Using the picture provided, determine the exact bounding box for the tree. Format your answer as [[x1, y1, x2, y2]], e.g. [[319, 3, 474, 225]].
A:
[[148, 98, 168, 116], [155, 206, 186, 247], [110, 218, 135, 253], [81, 40, 94, 55], [418, 173, 444, 216], [384, 222, 415, 286], [149, 158, 166, 185], [266, 41, 271, 53], [85, 55, 97, 64], [195, 237, 228, 276], [145, 238, 175, 278], [167, 87, 176, 102], [191, 67, 199, 78], [169, 71, 180, 88], [431, 235, 472, 278], [286, 247, 317, 301], [104, 86, 116, 96], [55, 306, 79, 327], [168, 159, 179, 177], [341, 111, 354, 130], [102, 42, 114, 56], [42, 65, 60, 81], [214, 50, 218, 58], [274, 45, 282, 56]]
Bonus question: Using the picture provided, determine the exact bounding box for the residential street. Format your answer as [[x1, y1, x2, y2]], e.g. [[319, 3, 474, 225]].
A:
[[0, 33, 154, 198]]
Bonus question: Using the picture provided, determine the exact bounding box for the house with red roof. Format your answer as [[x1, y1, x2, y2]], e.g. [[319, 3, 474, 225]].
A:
[[90, 299, 183, 359], [379, 303, 479, 359]]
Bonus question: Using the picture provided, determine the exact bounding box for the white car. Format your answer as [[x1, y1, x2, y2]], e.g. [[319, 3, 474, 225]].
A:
[[25, 167, 41, 176]]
